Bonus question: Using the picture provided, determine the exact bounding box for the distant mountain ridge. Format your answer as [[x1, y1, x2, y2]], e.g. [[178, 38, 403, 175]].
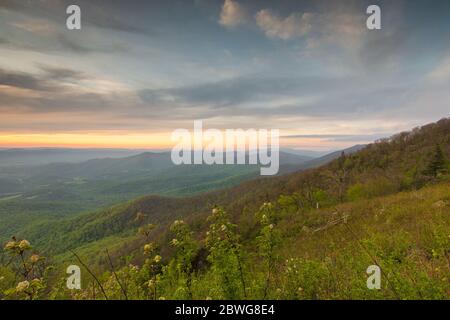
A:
[[0, 148, 316, 241], [20, 118, 450, 261], [0, 148, 149, 167], [279, 144, 366, 174]]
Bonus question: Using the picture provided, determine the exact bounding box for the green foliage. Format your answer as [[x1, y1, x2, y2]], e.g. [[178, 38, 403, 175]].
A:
[[1, 238, 51, 300], [204, 207, 248, 299], [255, 202, 282, 299], [158, 220, 199, 299], [2, 182, 450, 300], [1, 118, 450, 300], [424, 144, 447, 177]]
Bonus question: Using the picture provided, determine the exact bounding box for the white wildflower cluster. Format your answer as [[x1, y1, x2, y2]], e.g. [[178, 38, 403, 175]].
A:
[[16, 280, 30, 292], [4, 239, 32, 254], [15, 278, 42, 294], [285, 258, 299, 274], [30, 254, 40, 263], [260, 202, 273, 210], [173, 220, 184, 227], [261, 214, 269, 224], [144, 243, 154, 255], [129, 264, 139, 272]]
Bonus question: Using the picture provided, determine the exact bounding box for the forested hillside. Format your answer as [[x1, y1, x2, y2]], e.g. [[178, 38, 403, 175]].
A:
[[1, 118, 449, 300], [0, 150, 313, 243]]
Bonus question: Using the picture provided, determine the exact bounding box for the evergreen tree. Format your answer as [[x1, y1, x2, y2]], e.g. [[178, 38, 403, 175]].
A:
[[426, 144, 446, 177]]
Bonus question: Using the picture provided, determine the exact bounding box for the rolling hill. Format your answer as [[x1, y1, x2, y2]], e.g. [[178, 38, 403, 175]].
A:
[[1, 118, 449, 300], [0, 150, 313, 242], [15, 118, 450, 264]]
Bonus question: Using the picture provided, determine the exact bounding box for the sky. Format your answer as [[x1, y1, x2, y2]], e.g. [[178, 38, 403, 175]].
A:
[[0, 0, 449, 150]]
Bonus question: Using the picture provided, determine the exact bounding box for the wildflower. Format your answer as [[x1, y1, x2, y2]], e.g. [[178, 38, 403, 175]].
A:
[[143, 243, 154, 255], [170, 238, 179, 246], [173, 220, 184, 227], [31, 278, 42, 286], [19, 240, 31, 251], [298, 287, 303, 292], [0, 276, 4, 282], [212, 208, 219, 214], [269, 224, 274, 229], [206, 296, 212, 300], [16, 280, 30, 292], [220, 224, 227, 231], [261, 202, 273, 210], [129, 264, 139, 271], [154, 255, 162, 263], [30, 254, 40, 263], [4, 241, 16, 250], [158, 296, 166, 300]]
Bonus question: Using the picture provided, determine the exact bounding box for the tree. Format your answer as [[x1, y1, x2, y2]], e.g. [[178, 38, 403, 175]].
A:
[[323, 152, 352, 203], [425, 144, 447, 177]]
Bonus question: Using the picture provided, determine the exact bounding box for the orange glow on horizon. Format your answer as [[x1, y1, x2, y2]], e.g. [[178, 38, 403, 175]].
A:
[[0, 132, 360, 151], [0, 133, 174, 149]]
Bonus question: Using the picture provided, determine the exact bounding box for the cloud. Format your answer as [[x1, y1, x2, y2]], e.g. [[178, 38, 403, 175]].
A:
[[255, 9, 314, 40], [0, 67, 136, 115], [38, 65, 86, 80], [219, 0, 248, 28], [428, 54, 450, 81], [0, 69, 52, 91], [0, 0, 150, 35], [139, 75, 328, 107], [282, 134, 389, 142]]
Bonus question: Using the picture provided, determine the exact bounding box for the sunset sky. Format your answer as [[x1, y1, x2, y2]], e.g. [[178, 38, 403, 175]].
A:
[[0, 0, 449, 150]]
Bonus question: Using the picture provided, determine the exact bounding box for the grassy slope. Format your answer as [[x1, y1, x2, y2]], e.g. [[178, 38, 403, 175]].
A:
[[272, 183, 450, 299], [53, 181, 450, 299]]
